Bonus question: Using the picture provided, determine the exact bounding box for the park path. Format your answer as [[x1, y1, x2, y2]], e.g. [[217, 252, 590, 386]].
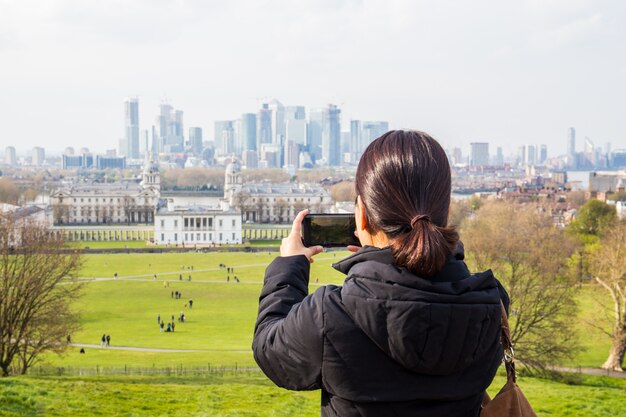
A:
[[77, 255, 343, 283], [548, 366, 626, 379], [70, 344, 625, 379], [70, 343, 250, 353]]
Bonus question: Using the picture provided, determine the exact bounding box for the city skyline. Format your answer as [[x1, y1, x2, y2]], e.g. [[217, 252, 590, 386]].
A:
[[1, 1, 625, 155]]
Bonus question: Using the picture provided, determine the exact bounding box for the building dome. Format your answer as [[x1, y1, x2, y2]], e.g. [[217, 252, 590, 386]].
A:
[[225, 157, 241, 175]]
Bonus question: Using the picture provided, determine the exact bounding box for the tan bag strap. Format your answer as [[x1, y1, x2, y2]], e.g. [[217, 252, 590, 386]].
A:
[[500, 301, 516, 384]]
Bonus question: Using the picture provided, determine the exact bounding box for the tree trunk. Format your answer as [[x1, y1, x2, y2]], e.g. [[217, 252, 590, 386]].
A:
[[602, 332, 626, 372]]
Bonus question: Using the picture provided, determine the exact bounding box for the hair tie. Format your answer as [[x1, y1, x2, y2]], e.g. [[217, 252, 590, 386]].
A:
[[410, 214, 431, 229]]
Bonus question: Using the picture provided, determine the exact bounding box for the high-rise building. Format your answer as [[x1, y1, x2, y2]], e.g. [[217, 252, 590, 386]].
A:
[[269, 99, 285, 147], [63, 153, 94, 169], [4, 146, 16, 166], [584, 136, 595, 167], [32, 147, 45, 166], [141, 130, 150, 155], [307, 108, 324, 162], [470, 142, 489, 166], [494, 147, 504, 165], [241, 113, 257, 153], [452, 147, 463, 165], [64, 147, 75, 156], [567, 127, 576, 157], [189, 127, 203, 156], [123, 97, 140, 158], [284, 105, 306, 166], [214, 121, 235, 156], [539, 144, 548, 164], [96, 155, 126, 169], [285, 106, 306, 121], [524, 144, 536, 166], [257, 103, 272, 150], [349, 120, 362, 164], [285, 119, 307, 146], [156, 103, 184, 153], [361, 121, 389, 153], [322, 104, 341, 166]]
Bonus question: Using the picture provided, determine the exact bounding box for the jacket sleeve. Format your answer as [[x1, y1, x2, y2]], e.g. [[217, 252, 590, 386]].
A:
[[252, 255, 324, 391]]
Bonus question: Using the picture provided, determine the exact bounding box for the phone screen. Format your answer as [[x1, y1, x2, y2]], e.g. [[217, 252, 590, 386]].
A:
[[302, 214, 361, 248]]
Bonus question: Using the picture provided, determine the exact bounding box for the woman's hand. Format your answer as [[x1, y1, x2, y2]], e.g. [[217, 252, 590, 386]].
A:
[[281, 209, 324, 262]]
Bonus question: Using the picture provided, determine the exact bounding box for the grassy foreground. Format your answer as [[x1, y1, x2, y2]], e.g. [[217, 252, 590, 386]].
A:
[[1, 250, 624, 416], [2, 373, 626, 417]]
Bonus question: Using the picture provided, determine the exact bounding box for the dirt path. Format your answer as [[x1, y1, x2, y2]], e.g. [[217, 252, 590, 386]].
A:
[[70, 343, 250, 353]]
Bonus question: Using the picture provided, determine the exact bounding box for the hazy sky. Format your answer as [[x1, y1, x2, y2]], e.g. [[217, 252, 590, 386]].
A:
[[1, 0, 625, 157]]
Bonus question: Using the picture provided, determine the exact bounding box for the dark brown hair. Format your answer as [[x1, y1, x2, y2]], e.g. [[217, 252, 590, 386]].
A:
[[355, 130, 459, 278]]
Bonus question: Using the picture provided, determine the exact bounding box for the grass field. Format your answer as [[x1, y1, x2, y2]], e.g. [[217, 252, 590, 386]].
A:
[[2, 372, 626, 417], [2, 250, 625, 416]]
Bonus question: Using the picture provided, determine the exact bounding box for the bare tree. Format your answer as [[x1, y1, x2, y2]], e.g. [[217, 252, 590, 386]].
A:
[[233, 190, 252, 222], [461, 201, 580, 371], [0, 214, 82, 376], [256, 198, 267, 224], [274, 198, 289, 224], [589, 220, 626, 371], [329, 181, 355, 203]]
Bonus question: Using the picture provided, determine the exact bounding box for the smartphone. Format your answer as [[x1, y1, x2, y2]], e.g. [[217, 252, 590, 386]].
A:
[[302, 214, 361, 248]]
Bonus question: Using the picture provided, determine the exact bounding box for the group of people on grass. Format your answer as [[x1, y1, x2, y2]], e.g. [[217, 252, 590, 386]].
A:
[[100, 334, 111, 347], [157, 314, 182, 333]]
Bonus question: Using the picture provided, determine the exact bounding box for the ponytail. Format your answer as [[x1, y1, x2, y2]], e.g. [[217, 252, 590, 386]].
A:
[[355, 130, 459, 278], [390, 216, 459, 278]]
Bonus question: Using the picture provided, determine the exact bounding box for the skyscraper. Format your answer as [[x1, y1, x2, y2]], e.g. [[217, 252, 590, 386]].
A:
[[189, 127, 203, 156], [349, 120, 361, 164], [539, 144, 548, 164], [4, 146, 16, 166], [123, 98, 140, 158], [567, 127, 576, 157], [257, 103, 272, 150], [214, 121, 234, 156], [269, 99, 285, 147], [241, 113, 257, 153], [361, 121, 389, 153], [32, 147, 45, 166], [470, 142, 489, 166], [494, 147, 504, 165], [307, 108, 324, 162], [156, 103, 184, 153], [524, 144, 536, 166], [322, 104, 341, 166]]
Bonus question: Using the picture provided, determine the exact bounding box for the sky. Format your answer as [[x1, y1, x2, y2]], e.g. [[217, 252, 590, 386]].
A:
[[1, 0, 625, 157]]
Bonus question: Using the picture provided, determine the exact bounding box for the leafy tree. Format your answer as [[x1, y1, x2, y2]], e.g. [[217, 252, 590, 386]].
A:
[[568, 199, 617, 240], [462, 201, 580, 371], [588, 221, 626, 371], [0, 214, 82, 376]]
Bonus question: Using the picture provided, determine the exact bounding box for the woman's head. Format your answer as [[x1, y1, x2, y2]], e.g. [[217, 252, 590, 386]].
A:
[[355, 130, 458, 277]]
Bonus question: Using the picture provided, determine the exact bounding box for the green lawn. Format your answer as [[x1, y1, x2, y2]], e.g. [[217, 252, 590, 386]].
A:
[[43, 251, 349, 370], [46, 251, 623, 370], [3, 250, 625, 417], [2, 372, 626, 417]]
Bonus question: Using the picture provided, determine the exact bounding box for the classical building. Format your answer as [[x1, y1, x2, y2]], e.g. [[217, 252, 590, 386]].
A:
[[154, 202, 241, 245], [224, 158, 332, 223], [49, 155, 161, 225]]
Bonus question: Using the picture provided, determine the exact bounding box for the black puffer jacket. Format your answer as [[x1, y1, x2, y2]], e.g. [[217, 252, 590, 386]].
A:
[[253, 245, 509, 417]]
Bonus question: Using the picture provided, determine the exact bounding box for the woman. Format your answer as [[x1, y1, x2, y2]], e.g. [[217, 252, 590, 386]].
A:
[[253, 130, 509, 417]]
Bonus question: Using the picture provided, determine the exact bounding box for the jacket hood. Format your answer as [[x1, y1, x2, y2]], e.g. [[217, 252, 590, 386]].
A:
[[334, 245, 503, 375]]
